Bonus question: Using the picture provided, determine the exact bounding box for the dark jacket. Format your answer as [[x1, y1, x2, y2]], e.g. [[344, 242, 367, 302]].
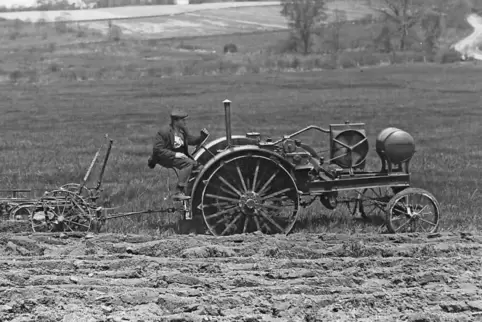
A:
[[152, 124, 203, 167]]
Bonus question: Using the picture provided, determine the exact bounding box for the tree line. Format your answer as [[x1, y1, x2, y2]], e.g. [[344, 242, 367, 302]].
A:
[[280, 0, 481, 57]]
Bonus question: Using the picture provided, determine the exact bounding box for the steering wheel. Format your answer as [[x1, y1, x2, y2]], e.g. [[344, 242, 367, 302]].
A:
[[191, 133, 210, 156]]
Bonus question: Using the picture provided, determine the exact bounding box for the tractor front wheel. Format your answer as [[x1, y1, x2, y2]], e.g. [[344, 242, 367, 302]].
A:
[[386, 188, 440, 234]]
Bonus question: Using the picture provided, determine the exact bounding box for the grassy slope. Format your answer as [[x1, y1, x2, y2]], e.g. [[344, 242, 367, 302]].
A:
[[0, 0, 479, 235], [0, 64, 481, 234]]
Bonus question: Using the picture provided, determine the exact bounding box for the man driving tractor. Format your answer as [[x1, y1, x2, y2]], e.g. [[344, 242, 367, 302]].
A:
[[148, 108, 209, 200]]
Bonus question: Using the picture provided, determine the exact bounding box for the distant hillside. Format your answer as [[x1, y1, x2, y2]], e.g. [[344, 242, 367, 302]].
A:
[[0, 0, 274, 12]]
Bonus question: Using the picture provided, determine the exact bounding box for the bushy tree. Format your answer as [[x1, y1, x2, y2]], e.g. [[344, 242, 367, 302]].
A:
[[370, 0, 425, 51], [280, 0, 328, 54]]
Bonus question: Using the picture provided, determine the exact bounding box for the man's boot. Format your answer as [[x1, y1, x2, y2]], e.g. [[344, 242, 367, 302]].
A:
[[172, 186, 190, 201], [147, 156, 156, 169]]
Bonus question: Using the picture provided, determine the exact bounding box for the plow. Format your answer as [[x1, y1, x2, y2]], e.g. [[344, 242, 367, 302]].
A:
[[1, 99, 441, 236], [0, 136, 189, 233]]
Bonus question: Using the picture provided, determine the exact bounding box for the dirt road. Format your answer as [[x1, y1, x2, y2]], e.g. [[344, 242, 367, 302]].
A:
[[453, 13, 482, 61], [1, 232, 481, 322]]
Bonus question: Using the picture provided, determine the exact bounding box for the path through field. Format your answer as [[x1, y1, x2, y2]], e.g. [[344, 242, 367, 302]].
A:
[[453, 13, 482, 61], [1, 232, 481, 321]]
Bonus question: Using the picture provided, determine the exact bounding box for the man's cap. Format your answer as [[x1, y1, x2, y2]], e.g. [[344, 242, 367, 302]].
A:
[[170, 108, 188, 119]]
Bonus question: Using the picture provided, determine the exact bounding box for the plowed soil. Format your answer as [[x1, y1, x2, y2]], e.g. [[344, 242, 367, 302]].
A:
[[1, 231, 482, 322]]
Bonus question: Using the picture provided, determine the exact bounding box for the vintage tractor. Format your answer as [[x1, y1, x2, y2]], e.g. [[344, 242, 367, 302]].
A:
[[181, 99, 441, 237]]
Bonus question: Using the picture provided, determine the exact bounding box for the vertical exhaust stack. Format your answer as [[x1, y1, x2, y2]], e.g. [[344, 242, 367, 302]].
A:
[[223, 99, 232, 148]]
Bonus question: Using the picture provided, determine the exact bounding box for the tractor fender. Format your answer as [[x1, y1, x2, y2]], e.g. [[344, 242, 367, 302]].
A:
[[192, 135, 258, 163], [189, 145, 294, 200]]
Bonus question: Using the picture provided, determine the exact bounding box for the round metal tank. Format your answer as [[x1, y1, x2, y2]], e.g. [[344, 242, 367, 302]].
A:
[[376, 127, 415, 163]]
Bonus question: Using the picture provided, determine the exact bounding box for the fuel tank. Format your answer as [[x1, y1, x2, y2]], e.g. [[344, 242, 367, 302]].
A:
[[376, 127, 415, 163]]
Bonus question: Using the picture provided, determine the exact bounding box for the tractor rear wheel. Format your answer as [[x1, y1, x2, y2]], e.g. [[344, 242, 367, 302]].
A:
[[200, 153, 300, 236]]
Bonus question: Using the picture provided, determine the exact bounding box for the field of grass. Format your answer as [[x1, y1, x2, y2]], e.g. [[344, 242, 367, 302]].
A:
[[0, 63, 481, 234], [0, 14, 435, 86], [0, 0, 378, 40], [0, 1, 283, 21], [0, 0, 479, 235]]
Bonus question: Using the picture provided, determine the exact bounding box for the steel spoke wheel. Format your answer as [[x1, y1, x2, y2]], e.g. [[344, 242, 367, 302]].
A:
[[31, 195, 94, 233], [58, 184, 97, 202], [355, 187, 399, 220], [386, 188, 440, 234], [45, 190, 94, 232], [9, 203, 35, 222], [31, 199, 62, 233], [200, 154, 300, 236]]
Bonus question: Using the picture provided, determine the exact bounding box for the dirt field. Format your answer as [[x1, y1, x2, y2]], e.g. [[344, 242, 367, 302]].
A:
[[1, 231, 481, 322]]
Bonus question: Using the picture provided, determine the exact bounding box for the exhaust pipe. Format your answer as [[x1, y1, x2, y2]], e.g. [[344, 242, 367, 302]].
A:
[[223, 99, 232, 148]]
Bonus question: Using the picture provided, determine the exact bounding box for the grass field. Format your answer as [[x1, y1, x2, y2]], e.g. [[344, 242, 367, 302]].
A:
[[0, 0, 479, 235], [0, 63, 481, 234], [0, 1, 376, 40]]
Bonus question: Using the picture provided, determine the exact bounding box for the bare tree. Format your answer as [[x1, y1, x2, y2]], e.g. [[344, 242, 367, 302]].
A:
[[280, 0, 328, 54], [370, 0, 425, 51], [420, 9, 444, 60], [324, 9, 347, 53]]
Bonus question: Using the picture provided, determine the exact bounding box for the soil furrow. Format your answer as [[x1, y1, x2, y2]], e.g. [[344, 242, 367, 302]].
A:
[[0, 232, 481, 322]]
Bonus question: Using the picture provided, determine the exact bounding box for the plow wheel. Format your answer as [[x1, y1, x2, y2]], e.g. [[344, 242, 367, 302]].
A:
[[386, 188, 440, 234], [200, 154, 300, 236], [31, 195, 94, 233], [59, 183, 97, 201], [9, 203, 35, 221]]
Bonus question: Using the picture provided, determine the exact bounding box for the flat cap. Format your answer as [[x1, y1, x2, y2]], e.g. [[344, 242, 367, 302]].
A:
[[170, 108, 188, 119]]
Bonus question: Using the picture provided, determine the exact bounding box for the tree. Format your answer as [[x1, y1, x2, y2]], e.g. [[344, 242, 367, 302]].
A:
[[420, 10, 444, 60], [280, 0, 328, 55], [370, 0, 425, 51], [324, 9, 347, 53]]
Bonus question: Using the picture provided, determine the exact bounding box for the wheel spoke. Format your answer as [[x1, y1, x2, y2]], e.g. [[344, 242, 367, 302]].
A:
[[201, 202, 231, 209], [220, 213, 242, 236], [252, 160, 260, 191], [258, 203, 285, 212], [253, 215, 261, 232], [257, 170, 279, 196], [260, 187, 292, 201], [205, 206, 240, 220], [257, 209, 285, 233], [394, 218, 412, 232], [205, 193, 239, 204], [236, 164, 248, 193], [414, 204, 428, 215], [417, 217, 437, 227], [217, 175, 243, 197], [242, 215, 249, 233]]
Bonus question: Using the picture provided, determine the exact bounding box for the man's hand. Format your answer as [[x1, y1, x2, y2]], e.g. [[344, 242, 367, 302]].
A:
[[200, 128, 209, 138], [175, 152, 188, 159]]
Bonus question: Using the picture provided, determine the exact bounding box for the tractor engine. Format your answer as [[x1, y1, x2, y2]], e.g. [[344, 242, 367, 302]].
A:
[[280, 139, 312, 167]]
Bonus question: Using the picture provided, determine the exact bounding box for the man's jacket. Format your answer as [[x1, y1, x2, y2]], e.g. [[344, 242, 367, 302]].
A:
[[151, 124, 203, 167]]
